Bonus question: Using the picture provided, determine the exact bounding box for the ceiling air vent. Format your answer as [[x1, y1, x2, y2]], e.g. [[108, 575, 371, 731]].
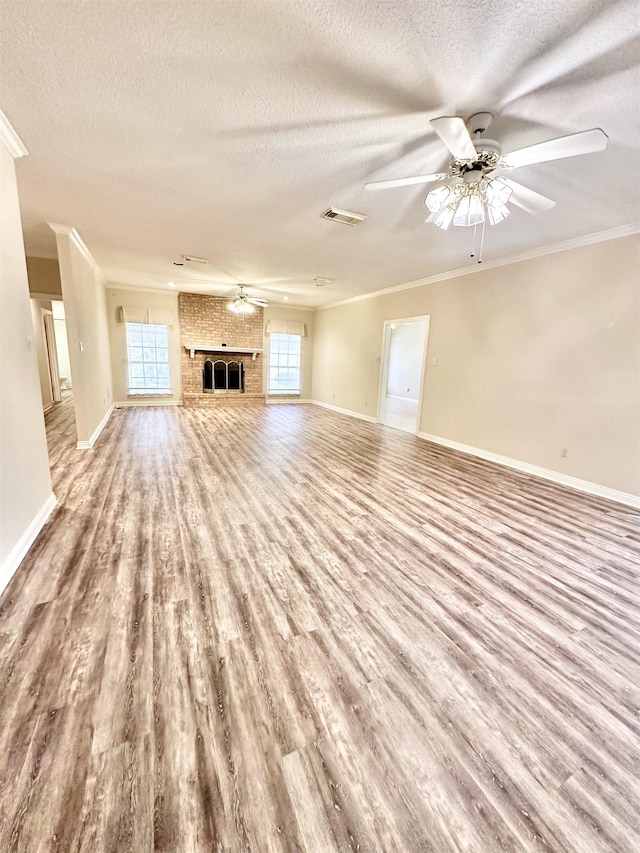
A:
[[182, 254, 209, 264], [321, 207, 367, 226]]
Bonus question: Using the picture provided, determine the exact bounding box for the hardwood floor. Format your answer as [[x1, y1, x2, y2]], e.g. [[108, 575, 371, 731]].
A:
[[1, 397, 639, 852]]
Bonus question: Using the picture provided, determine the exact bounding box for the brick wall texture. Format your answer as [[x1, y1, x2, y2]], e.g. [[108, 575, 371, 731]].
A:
[[179, 293, 265, 406]]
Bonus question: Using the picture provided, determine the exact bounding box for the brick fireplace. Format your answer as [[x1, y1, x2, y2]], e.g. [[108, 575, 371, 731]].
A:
[[179, 292, 265, 407]]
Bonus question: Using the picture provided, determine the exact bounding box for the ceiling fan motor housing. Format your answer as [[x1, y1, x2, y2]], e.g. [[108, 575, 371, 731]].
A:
[[467, 111, 494, 135], [455, 138, 502, 177]]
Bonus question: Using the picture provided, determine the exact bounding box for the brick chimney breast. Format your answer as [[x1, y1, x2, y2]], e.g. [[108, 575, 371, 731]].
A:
[[179, 292, 265, 407]]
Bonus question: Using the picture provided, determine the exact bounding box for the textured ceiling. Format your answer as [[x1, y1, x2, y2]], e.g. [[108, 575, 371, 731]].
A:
[[1, 0, 639, 307]]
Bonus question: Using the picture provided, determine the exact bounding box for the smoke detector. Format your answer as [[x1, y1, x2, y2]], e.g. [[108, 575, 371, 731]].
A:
[[312, 276, 334, 286]]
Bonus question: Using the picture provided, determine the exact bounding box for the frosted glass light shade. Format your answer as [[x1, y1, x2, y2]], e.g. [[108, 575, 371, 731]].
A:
[[485, 178, 512, 208], [229, 301, 255, 314], [432, 205, 455, 230], [453, 194, 484, 227], [487, 204, 510, 225], [425, 185, 453, 213]]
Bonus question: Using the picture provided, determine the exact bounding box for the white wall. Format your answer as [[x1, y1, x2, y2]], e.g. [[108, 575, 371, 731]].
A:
[[386, 321, 427, 400], [0, 132, 55, 593], [105, 287, 182, 403], [53, 320, 72, 386], [312, 233, 640, 499], [52, 225, 113, 446], [53, 313, 72, 388]]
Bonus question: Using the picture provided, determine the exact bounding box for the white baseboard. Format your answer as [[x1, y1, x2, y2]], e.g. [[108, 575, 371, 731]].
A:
[[266, 397, 312, 405], [77, 404, 114, 449], [311, 399, 377, 423], [114, 399, 182, 407], [419, 432, 640, 510], [0, 492, 58, 597]]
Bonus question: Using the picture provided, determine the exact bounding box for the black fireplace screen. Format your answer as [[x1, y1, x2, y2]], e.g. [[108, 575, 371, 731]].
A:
[[203, 359, 244, 392]]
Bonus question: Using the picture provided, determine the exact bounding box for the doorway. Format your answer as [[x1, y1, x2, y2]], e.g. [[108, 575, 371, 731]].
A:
[[378, 316, 430, 434], [42, 310, 62, 403], [51, 300, 72, 392]]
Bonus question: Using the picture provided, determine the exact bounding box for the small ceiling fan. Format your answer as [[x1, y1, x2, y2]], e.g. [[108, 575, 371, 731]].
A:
[[365, 112, 608, 257], [224, 285, 268, 314]]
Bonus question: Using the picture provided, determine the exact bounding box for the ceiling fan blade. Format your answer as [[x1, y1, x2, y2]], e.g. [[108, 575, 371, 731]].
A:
[[501, 128, 608, 169], [365, 172, 449, 191], [430, 116, 477, 161], [248, 298, 268, 306], [502, 178, 556, 214]]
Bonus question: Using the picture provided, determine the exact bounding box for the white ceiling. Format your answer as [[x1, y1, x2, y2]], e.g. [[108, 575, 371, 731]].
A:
[[1, 0, 639, 307]]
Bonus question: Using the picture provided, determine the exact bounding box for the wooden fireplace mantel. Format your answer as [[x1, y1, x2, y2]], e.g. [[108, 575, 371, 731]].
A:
[[184, 344, 263, 361]]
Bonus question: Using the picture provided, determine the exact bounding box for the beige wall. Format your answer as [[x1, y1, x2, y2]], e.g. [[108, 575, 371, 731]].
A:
[[312, 234, 640, 497], [30, 298, 54, 409], [262, 306, 315, 400], [106, 287, 182, 403], [0, 141, 54, 585], [53, 227, 113, 444], [26, 256, 62, 297]]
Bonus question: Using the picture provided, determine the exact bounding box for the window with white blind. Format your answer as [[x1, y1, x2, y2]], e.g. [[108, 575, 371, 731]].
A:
[[125, 322, 172, 395], [268, 333, 301, 394]]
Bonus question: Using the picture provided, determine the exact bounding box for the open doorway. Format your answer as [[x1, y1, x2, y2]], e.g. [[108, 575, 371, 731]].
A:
[[30, 297, 74, 410], [42, 310, 62, 403], [41, 299, 76, 466], [378, 316, 430, 434]]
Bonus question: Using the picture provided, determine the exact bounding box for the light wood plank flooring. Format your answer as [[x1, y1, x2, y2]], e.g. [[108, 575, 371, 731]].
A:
[[1, 398, 639, 852]]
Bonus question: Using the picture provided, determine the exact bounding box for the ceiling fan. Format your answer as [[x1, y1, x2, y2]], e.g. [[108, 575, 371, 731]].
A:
[[224, 285, 268, 314], [365, 112, 608, 260]]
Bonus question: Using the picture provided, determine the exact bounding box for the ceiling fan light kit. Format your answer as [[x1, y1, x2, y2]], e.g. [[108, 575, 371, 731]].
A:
[[226, 285, 268, 314], [228, 300, 255, 314], [425, 176, 512, 228], [366, 112, 608, 263]]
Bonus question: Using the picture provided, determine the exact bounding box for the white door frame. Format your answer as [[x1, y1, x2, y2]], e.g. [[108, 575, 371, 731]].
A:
[[377, 315, 430, 433]]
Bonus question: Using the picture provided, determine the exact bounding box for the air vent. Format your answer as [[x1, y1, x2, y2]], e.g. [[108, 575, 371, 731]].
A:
[[182, 254, 209, 264], [321, 207, 367, 226]]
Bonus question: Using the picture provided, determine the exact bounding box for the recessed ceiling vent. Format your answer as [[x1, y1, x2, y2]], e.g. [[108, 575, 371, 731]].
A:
[[182, 254, 209, 264], [321, 207, 367, 226]]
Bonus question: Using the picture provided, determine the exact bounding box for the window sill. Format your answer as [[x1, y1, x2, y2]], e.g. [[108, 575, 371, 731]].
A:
[[267, 391, 301, 397], [127, 392, 174, 398]]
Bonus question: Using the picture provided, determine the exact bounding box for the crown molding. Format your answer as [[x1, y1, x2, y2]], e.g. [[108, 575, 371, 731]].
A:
[[319, 223, 640, 311], [106, 281, 182, 297], [263, 303, 316, 313], [25, 250, 58, 261], [108, 280, 317, 309], [48, 223, 105, 282], [29, 292, 63, 301], [0, 109, 28, 158]]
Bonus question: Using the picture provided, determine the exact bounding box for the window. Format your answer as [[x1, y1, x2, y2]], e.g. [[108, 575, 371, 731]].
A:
[[125, 322, 172, 395], [268, 333, 301, 394]]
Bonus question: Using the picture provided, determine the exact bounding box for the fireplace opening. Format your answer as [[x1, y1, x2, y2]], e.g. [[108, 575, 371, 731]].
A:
[[203, 359, 245, 393]]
